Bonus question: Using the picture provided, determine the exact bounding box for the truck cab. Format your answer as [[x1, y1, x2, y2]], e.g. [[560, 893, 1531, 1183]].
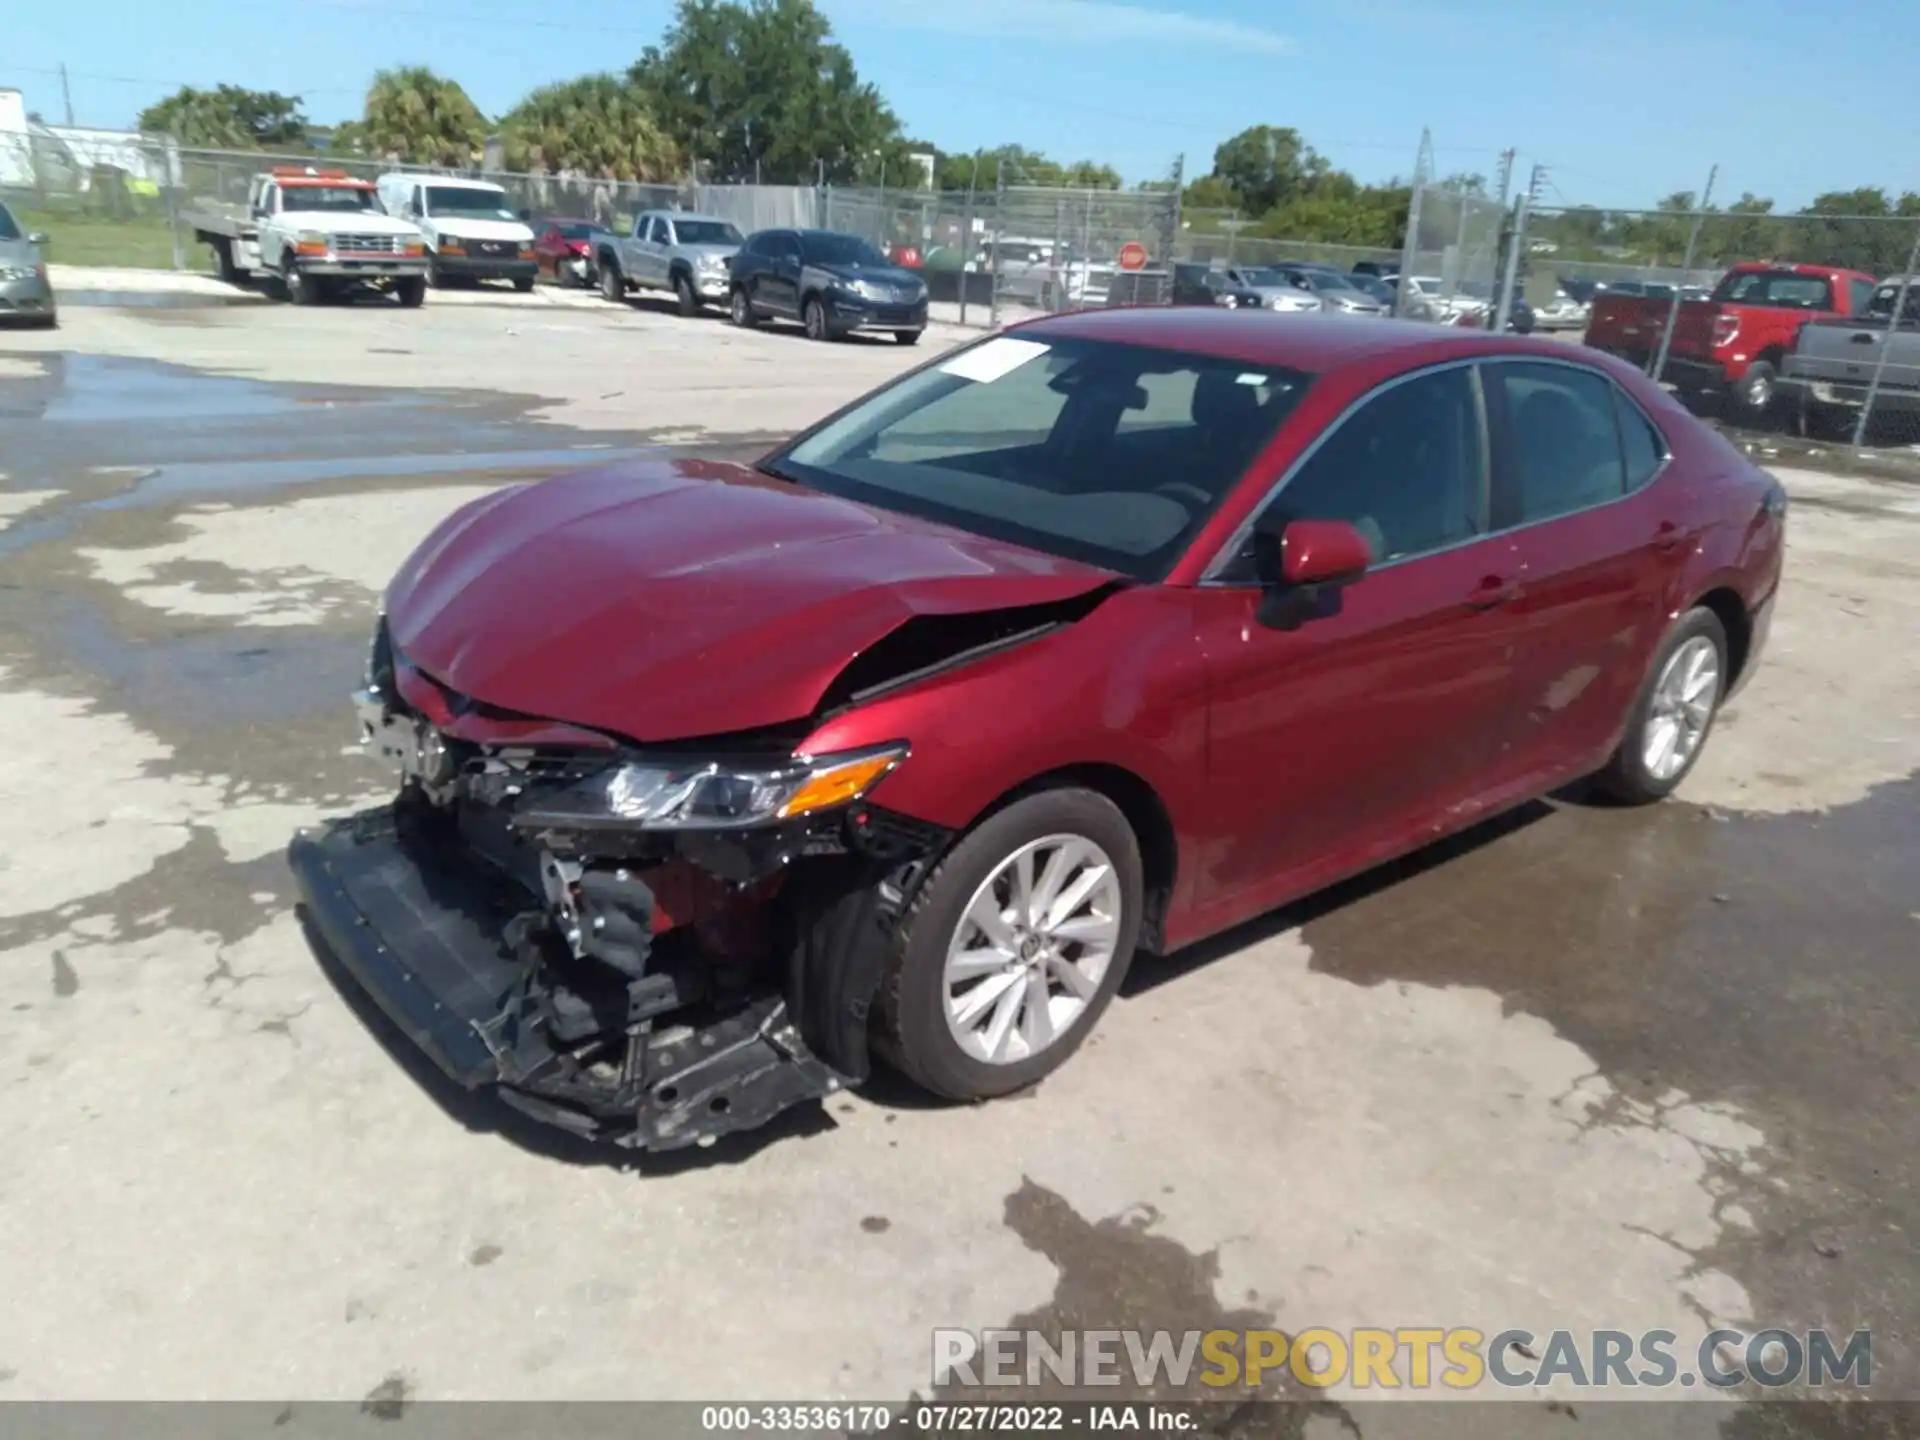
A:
[[378, 175, 538, 290]]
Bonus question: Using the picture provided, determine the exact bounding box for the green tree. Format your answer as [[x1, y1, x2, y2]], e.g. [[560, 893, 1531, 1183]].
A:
[[1208, 124, 1324, 216], [137, 85, 308, 149], [362, 67, 488, 166], [630, 0, 903, 183], [501, 74, 678, 180], [1788, 188, 1920, 273]]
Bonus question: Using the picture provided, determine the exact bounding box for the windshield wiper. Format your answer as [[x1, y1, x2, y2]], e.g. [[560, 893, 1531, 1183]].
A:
[[757, 457, 807, 487]]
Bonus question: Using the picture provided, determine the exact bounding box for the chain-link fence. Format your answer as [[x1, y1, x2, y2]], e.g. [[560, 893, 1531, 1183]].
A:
[[1519, 201, 1920, 452], [1396, 182, 1509, 324]]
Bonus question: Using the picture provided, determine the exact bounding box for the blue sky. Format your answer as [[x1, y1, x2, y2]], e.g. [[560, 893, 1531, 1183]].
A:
[[8, 0, 1918, 210]]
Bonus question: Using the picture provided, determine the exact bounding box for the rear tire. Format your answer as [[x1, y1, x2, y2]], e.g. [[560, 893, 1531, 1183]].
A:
[[1592, 606, 1730, 805], [875, 787, 1143, 1101], [673, 272, 699, 316], [1733, 359, 1778, 418], [599, 261, 625, 304]]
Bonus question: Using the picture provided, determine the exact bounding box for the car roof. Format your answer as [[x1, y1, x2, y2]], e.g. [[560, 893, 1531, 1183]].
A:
[[1012, 307, 1587, 372], [644, 210, 732, 223]]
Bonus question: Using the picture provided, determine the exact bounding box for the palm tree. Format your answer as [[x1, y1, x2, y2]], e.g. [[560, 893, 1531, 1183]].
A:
[[500, 75, 678, 181], [362, 67, 488, 166]]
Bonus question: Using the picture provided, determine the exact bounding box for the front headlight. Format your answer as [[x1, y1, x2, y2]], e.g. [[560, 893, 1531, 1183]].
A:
[[851, 279, 886, 301], [297, 230, 327, 246], [514, 742, 908, 832], [0, 265, 39, 281], [696, 253, 725, 272]]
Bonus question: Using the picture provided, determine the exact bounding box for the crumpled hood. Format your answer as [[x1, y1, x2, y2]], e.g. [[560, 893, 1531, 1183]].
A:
[[384, 459, 1117, 741]]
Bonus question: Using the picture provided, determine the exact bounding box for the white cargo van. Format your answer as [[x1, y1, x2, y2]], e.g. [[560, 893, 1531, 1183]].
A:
[[376, 174, 537, 290]]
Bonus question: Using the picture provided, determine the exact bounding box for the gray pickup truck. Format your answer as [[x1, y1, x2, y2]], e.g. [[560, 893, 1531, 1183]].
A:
[[1782, 275, 1920, 437], [595, 209, 744, 315]]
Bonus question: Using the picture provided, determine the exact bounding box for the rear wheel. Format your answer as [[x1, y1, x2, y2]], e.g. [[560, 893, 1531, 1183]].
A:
[[674, 272, 699, 316], [599, 261, 625, 304], [876, 788, 1143, 1100], [1592, 607, 1729, 804], [1733, 359, 1778, 418]]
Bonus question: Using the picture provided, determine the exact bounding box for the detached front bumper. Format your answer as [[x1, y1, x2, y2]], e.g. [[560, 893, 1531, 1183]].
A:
[[290, 806, 852, 1150]]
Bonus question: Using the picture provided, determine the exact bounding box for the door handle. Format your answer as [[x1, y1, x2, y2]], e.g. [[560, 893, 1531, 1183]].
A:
[[1464, 575, 1519, 611], [1653, 520, 1682, 553]]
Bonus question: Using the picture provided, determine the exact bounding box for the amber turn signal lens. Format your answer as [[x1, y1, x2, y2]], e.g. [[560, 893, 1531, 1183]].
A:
[[777, 751, 903, 819]]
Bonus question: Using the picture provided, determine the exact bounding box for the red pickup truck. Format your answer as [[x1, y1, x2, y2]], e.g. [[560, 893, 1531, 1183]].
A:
[[1586, 261, 1879, 416]]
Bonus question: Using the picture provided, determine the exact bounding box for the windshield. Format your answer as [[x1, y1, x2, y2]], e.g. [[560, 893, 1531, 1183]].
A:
[[285, 186, 379, 214], [1236, 267, 1299, 289], [1712, 269, 1833, 309], [802, 233, 890, 266], [424, 186, 517, 222], [0, 203, 19, 240], [769, 335, 1313, 580], [674, 219, 742, 245], [553, 222, 595, 239], [1301, 271, 1360, 294]]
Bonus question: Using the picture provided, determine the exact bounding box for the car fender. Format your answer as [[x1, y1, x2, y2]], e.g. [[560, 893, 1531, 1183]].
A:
[[801, 588, 1210, 845]]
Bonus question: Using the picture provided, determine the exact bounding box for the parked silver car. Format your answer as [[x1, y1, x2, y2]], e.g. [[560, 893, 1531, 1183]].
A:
[[1215, 265, 1321, 313], [0, 201, 56, 328]]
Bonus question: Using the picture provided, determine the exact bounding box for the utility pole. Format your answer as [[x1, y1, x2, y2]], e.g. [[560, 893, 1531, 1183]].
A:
[[1493, 148, 1516, 211], [60, 64, 75, 126], [1493, 164, 1544, 333], [1396, 127, 1434, 318]]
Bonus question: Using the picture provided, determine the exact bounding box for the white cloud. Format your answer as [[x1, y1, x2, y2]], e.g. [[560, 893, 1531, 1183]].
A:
[[828, 0, 1295, 54]]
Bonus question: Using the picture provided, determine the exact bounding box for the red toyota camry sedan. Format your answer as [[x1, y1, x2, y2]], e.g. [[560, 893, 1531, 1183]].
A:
[[292, 309, 1785, 1151]]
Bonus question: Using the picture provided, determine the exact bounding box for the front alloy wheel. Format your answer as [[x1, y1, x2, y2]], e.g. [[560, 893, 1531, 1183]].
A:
[[877, 787, 1143, 1100]]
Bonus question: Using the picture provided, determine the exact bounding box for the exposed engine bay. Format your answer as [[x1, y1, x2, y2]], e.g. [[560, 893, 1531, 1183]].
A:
[[289, 621, 952, 1150]]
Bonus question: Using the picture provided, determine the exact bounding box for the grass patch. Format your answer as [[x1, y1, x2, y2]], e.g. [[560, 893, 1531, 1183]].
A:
[[15, 208, 210, 271]]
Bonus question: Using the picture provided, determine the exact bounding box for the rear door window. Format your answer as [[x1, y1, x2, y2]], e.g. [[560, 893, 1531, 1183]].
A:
[[1616, 391, 1667, 491], [1493, 362, 1628, 523]]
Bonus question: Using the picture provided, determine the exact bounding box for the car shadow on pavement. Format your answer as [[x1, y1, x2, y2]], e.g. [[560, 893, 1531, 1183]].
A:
[[1124, 797, 1557, 999], [296, 910, 840, 1175]]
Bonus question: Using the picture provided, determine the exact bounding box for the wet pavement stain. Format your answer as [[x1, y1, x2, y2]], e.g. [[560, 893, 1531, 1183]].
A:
[[911, 1178, 1358, 1435], [1270, 778, 1920, 1396], [359, 1372, 413, 1419], [468, 1243, 503, 1267], [49, 951, 78, 997]]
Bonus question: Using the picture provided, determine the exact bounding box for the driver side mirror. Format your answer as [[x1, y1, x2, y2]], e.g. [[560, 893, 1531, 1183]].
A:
[[27, 232, 48, 246], [1251, 518, 1373, 630]]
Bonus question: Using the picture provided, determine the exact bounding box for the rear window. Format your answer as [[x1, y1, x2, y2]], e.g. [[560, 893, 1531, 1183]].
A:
[[558, 222, 594, 240], [1712, 270, 1834, 310]]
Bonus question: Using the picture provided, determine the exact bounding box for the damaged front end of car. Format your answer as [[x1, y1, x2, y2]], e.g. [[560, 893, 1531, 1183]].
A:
[[288, 618, 952, 1151]]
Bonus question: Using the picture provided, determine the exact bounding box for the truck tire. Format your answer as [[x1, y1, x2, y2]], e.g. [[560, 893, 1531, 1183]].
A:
[[873, 787, 1144, 1101], [1801, 400, 1855, 443], [1733, 359, 1779, 417], [395, 277, 426, 309], [600, 260, 626, 304], [673, 271, 699, 317]]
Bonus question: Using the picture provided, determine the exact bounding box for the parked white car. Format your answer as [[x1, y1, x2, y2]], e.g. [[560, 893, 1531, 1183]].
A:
[[376, 175, 537, 290]]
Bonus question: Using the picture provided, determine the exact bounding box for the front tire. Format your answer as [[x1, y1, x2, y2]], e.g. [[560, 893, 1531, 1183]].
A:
[[599, 261, 625, 304], [729, 286, 758, 328], [512, 275, 534, 293], [876, 788, 1143, 1100], [395, 277, 426, 309], [803, 295, 832, 341], [284, 258, 318, 306], [1592, 607, 1729, 804], [895, 329, 922, 346], [674, 272, 699, 316]]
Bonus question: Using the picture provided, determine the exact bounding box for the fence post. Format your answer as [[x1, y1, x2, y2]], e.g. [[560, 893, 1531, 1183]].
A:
[[1850, 223, 1920, 454], [988, 159, 1004, 330], [1650, 164, 1717, 384], [958, 173, 977, 328]]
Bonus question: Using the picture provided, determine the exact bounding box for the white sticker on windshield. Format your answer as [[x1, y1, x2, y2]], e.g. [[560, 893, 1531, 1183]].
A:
[[1235, 373, 1268, 386], [938, 337, 1051, 384]]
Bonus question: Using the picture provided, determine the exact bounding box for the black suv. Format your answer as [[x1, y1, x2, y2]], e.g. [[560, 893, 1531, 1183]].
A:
[[728, 229, 929, 344]]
